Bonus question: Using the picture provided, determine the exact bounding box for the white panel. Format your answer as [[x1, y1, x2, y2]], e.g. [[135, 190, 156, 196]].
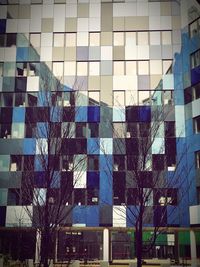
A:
[[0, 6, 7, 18], [100, 138, 113, 155], [175, 106, 185, 137], [4, 48, 16, 62], [89, 3, 101, 17], [149, 16, 161, 30], [161, 16, 172, 30], [40, 47, 52, 61], [41, 33, 53, 46], [113, 206, 126, 227], [74, 171, 86, 188], [36, 139, 48, 155], [192, 99, 200, 118], [77, 32, 88, 46], [137, 2, 149, 16], [77, 18, 89, 32], [27, 77, 39, 92], [65, 4, 77, 17], [17, 19, 30, 33], [163, 74, 174, 89], [190, 205, 200, 225], [6, 206, 32, 227], [6, 19, 18, 33], [101, 46, 113, 60], [89, 18, 101, 32], [30, 18, 42, 32], [42, 4, 54, 18], [125, 45, 137, 60], [137, 45, 149, 60], [113, 76, 137, 91], [149, 2, 160, 16], [113, 3, 136, 17], [31, 5, 42, 19], [54, 5, 65, 32]]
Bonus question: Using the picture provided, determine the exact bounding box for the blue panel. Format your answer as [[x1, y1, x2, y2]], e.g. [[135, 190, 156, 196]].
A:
[[139, 106, 151, 122], [34, 172, 46, 187], [16, 47, 29, 62], [34, 155, 47, 171], [51, 107, 62, 122], [86, 206, 99, 226], [191, 66, 200, 85], [0, 20, 6, 33], [88, 106, 100, 122], [29, 47, 40, 61], [37, 122, 48, 138], [73, 206, 86, 225], [23, 138, 35, 155], [87, 138, 99, 154], [75, 106, 87, 122], [167, 206, 180, 225], [126, 206, 138, 227], [87, 171, 99, 189], [50, 172, 61, 188], [37, 91, 51, 106], [12, 107, 25, 122]]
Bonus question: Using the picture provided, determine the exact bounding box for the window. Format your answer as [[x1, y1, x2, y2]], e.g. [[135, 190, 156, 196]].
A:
[[74, 189, 85, 205], [87, 189, 98, 205], [138, 61, 149, 75], [189, 17, 200, 38], [0, 62, 3, 76], [89, 62, 100, 76], [114, 32, 124, 46], [15, 93, 25, 107], [2, 93, 13, 106], [150, 31, 160, 45], [184, 83, 200, 104], [161, 31, 172, 45], [113, 172, 125, 205], [30, 33, 41, 47], [53, 33, 64, 47], [76, 123, 87, 138], [113, 91, 125, 106], [126, 61, 137, 75], [154, 189, 177, 206], [191, 49, 200, 68], [65, 33, 76, 47], [88, 91, 100, 106], [89, 32, 100, 46], [88, 156, 99, 171], [88, 123, 99, 138], [194, 116, 200, 134], [77, 62, 88, 76], [0, 124, 11, 139], [114, 61, 124, 75], [196, 151, 200, 168], [10, 155, 22, 171], [53, 62, 64, 77], [137, 31, 148, 45]]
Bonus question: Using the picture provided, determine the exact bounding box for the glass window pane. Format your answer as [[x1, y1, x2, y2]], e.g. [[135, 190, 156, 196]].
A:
[[137, 32, 149, 45], [64, 61, 76, 76], [90, 32, 100, 46], [65, 33, 76, 47], [150, 60, 162, 74], [89, 91, 100, 105], [30, 33, 41, 47], [114, 32, 124, 46], [126, 90, 138, 105], [12, 123, 25, 138], [126, 32, 136, 46], [53, 33, 64, 47], [126, 61, 137, 75], [139, 91, 150, 105], [114, 61, 124, 75], [138, 61, 149, 75], [53, 62, 63, 77], [163, 60, 172, 74]]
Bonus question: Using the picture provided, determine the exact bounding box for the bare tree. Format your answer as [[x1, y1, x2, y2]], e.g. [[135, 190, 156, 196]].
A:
[[20, 74, 88, 267], [100, 92, 193, 267]]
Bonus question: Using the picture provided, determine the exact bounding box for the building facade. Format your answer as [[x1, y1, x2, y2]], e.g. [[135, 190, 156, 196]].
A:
[[0, 0, 200, 262]]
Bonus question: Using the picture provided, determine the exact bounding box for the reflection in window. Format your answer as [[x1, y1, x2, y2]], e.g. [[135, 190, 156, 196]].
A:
[[88, 155, 99, 171], [191, 49, 200, 68], [163, 60, 172, 74], [12, 123, 25, 138], [189, 17, 200, 38], [88, 123, 99, 138], [53, 62, 64, 77], [194, 116, 200, 134], [113, 91, 125, 106], [139, 91, 150, 105], [30, 33, 41, 47]]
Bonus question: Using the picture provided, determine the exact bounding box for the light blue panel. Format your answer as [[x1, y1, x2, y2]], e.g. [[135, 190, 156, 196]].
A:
[[175, 106, 185, 137], [50, 107, 62, 122], [86, 206, 99, 226], [185, 119, 193, 137], [126, 206, 139, 227], [152, 138, 165, 154], [87, 138, 100, 155], [16, 47, 29, 61], [163, 74, 174, 90], [113, 107, 125, 122], [73, 206, 86, 225], [37, 91, 51, 107], [100, 138, 113, 155], [75, 106, 87, 122], [34, 155, 47, 171], [23, 138, 35, 155], [12, 107, 25, 122], [167, 206, 180, 225], [37, 123, 48, 138]]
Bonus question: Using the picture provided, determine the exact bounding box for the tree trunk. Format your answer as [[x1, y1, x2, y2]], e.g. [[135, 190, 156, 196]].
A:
[[136, 212, 143, 267]]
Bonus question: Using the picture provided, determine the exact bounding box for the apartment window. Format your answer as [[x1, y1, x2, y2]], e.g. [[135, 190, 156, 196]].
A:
[[191, 49, 200, 68], [196, 151, 200, 169], [189, 17, 200, 38], [77, 62, 88, 76], [10, 155, 22, 171], [184, 83, 200, 104], [150, 31, 160, 45], [27, 93, 37, 106], [0, 124, 11, 139], [74, 189, 85, 205], [139, 91, 150, 105], [113, 172, 125, 205], [6, 33, 17, 47], [194, 116, 200, 134], [76, 123, 87, 138], [15, 93, 25, 107], [154, 188, 177, 206], [89, 62, 100, 76], [126, 61, 137, 75]]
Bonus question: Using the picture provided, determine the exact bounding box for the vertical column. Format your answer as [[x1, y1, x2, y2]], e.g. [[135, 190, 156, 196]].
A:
[[103, 228, 109, 262], [35, 229, 41, 264], [55, 231, 58, 263], [190, 230, 198, 267]]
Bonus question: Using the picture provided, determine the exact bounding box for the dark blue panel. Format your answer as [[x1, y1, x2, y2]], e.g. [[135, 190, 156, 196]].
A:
[[0, 207, 6, 226], [86, 206, 99, 226], [126, 206, 138, 227], [87, 138, 99, 154], [34, 172, 46, 187], [34, 155, 47, 171], [16, 47, 29, 62], [153, 206, 167, 227], [167, 206, 180, 225], [88, 106, 100, 122], [13, 107, 25, 122], [23, 138, 36, 155], [50, 172, 61, 188], [51, 107, 62, 122], [87, 171, 99, 189], [73, 206, 86, 225], [191, 66, 200, 85], [139, 106, 151, 122], [0, 20, 6, 33]]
